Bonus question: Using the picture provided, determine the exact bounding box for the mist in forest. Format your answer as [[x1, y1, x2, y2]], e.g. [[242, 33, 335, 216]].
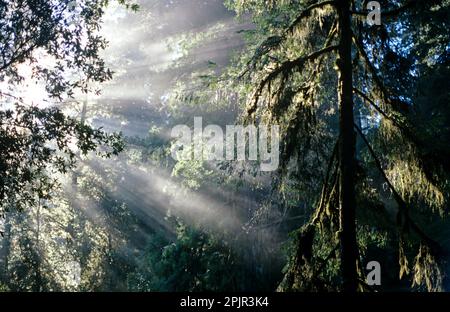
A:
[[1, 0, 449, 293], [90, 1, 269, 234]]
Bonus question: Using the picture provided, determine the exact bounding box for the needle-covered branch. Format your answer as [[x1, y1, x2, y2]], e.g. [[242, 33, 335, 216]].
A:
[[353, 88, 407, 129], [247, 44, 339, 116], [352, 31, 410, 115], [354, 123, 443, 256], [240, 1, 336, 77]]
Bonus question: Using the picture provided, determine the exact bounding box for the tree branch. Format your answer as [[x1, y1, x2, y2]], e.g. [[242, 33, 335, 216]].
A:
[[353, 87, 406, 130], [353, 123, 443, 256], [239, 1, 336, 78], [0, 2, 71, 72], [286, 1, 336, 34], [313, 140, 339, 224], [247, 44, 339, 115], [352, 87, 430, 166], [351, 31, 409, 114]]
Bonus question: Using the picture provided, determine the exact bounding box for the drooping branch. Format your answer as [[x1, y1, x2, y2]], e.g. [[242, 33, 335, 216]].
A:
[[308, 18, 338, 83], [353, 88, 390, 119], [246, 44, 339, 116], [313, 140, 339, 225], [353, 35, 450, 187], [286, 1, 336, 34], [281, 19, 341, 250], [269, 18, 338, 121], [350, 27, 448, 182], [353, 87, 408, 132], [353, 87, 435, 176], [351, 31, 409, 114], [353, 123, 443, 255], [240, 1, 336, 78]]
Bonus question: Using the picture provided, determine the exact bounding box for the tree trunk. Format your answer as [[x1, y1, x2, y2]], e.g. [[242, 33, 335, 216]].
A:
[[336, 0, 358, 292]]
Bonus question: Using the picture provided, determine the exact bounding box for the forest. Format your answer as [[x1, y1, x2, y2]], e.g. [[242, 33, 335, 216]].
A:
[[0, 0, 449, 293]]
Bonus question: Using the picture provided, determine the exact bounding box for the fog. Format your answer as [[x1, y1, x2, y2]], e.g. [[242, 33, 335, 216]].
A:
[[71, 0, 279, 245]]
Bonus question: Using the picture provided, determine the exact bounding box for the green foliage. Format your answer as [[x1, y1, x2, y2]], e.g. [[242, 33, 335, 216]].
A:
[[0, 0, 132, 291], [129, 222, 253, 292], [0, 0, 125, 221], [0, 101, 123, 215], [1, 0, 449, 293], [224, 0, 450, 292]]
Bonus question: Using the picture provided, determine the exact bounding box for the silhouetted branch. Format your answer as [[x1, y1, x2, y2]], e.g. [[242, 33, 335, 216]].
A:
[[353, 123, 443, 255], [351, 31, 409, 114], [353, 87, 408, 133]]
